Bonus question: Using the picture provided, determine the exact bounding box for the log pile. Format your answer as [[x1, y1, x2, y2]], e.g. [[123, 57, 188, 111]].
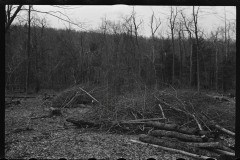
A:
[[132, 121, 235, 160]]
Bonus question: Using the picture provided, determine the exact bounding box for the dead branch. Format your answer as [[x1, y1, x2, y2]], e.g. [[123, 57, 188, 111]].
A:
[[192, 114, 203, 131], [5, 5, 23, 33], [201, 112, 235, 137], [129, 139, 215, 160], [209, 122, 235, 138], [78, 87, 100, 104], [154, 95, 190, 117], [158, 104, 166, 119]]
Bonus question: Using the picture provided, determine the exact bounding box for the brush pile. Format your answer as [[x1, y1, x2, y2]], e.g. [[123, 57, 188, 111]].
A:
[[47, 84, 235, 159]]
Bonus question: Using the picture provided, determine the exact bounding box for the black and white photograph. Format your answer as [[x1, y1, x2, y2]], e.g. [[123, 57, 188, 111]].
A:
[[5, 5, 236, 159]]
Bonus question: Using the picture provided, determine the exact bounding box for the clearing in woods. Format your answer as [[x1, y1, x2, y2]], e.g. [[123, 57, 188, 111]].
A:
[[5, 88, 235, 159]]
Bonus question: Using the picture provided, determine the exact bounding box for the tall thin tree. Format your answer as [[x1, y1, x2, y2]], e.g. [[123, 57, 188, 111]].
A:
[[26, 5, 32, 93], [192, 6, 200, 91], [169, 6, 178, 86]]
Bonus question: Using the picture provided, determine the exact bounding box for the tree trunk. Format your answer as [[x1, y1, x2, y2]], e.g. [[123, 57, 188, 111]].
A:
[[26, 5, 31, 94], [196, 45, 200, 91], [171, 34, 175, 86], [190, 39, 192, 87], [193, 6, 200, 92], [215, 46, 218, 91], [178, 30, 183, 86]]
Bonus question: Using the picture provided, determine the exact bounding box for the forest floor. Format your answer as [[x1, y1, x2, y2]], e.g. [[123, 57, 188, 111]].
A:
[[5, 89, 235, 159]]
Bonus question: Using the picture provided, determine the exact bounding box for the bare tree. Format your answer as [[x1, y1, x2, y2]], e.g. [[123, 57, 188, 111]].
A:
[[181, 11, 193, 87], [132, 7, 143, 77], [211, 29, 219, 91], [150, 10, 161, 63], [169, 6, 179, 86], [192, 6, 200, 92], [5, 5, 23, 34], [149, 10, 161, 87], [5, 5, 86, 34], [177, 22, 183, 86], [5, 5, 87, 92], [25, 5, 32, 93]]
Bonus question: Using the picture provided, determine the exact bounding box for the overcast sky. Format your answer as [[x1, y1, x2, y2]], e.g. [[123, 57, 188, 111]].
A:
[[17, 5, 236, 38]]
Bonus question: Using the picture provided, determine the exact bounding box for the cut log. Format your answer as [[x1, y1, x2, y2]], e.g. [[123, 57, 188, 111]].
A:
[[145, 121, 218, 139], [206, 148, 235, 157], [145, 121, 178, 131], [201, 113, 235, 137], [130, 139, 216, 160], [185, 142, 234, 153], [119, 118, 166, 124], [150, 130, 208, 142], [139, 134, 219, 158], [145, 121, 197, 135]]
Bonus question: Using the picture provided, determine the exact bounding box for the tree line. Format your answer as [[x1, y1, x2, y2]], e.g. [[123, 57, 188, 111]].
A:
[[5, 6, 236, 95]]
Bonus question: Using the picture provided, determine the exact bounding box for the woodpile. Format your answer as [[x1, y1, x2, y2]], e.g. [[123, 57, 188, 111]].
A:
[[131, 121, 235, 160]]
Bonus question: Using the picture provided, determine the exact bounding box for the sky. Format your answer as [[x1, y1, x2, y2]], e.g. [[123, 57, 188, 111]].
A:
[[15, 5, 236, 38]]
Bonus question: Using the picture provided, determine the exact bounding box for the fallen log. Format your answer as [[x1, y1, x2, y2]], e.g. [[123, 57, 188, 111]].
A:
[[206, 148, 235, 157], [119, 118, 166, 124], [185, 142, 234, 153], [139, 134, 219, 158], [149, 130, 210, 142], [65, 118, 100, 128], [145, 121, 218, 139], [130, 139, 216, 160], [145, 121, 197, 135], [201, 112, 235, 137]]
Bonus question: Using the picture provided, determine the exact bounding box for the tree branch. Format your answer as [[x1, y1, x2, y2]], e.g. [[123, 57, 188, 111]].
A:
[[5, 5, 23, 34]]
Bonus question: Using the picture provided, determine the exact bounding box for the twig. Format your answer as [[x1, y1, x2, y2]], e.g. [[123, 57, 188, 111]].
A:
[[158, 104, 166, 119], [129, 139, 216, 160], [78, 87, 100, 104], [192, 114, 203, 131], [154, 95, 189, 117]]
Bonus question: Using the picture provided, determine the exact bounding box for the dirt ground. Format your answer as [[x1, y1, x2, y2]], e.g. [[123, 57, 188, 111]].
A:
[[5, 93, 195, 159]]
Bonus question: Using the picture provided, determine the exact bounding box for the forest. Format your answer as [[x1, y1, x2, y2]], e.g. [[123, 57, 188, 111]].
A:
[[5, 5, 236, 160], [5, 6, 236, 94]]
